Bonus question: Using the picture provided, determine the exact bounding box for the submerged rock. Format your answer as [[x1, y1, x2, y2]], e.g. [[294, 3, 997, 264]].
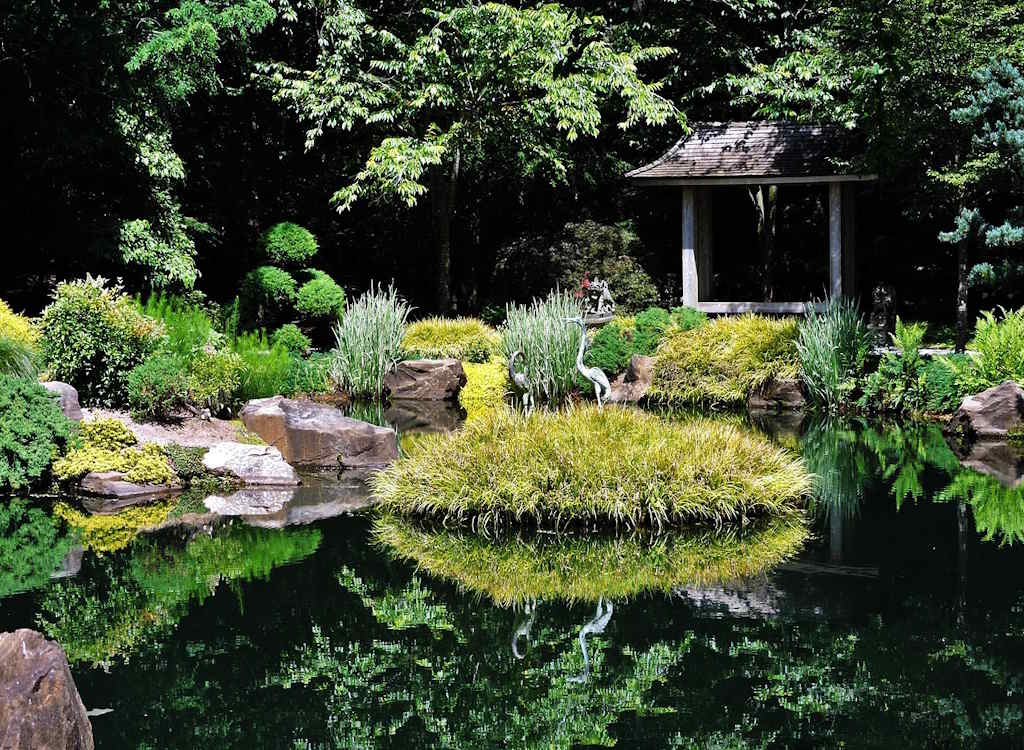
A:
[[384, 359, 466, 401], [78, 471, 177, 505], [203, 472, 375, 527], [41, 381, 83, 421], [385, 398, 465, 433], [0, 629, 94, 750], [202, 442, 299, 485], [609, 355, 653, 403], [952, 381, 1024, 440], [240, 396, 398, 469], [747, 378, 806, 412]]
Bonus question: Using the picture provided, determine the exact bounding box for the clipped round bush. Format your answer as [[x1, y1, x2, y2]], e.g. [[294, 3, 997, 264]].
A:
[[272, 323, 312, 355], [81, 417, 137, 450], [651, 314, 800, 405], [188, 349, 245, 415], [264, 222, 319, 267], [670, 305, 708, 332], [633, 307, 672, 355], [296, 269, 346, 321], [372, 406, 812, 530], [39, 276, 164, 406], [403, 317, 502, 363], [586, 321, 635, 374], [0, 299, 39, 348], [0, 375, 74, 492], [126, 354, 189, 422], [240, 266, 297, 328]]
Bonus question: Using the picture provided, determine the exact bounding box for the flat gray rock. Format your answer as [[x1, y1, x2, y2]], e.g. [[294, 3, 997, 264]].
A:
[[202, 442, 300, 486], [78, 472, 177, 504]]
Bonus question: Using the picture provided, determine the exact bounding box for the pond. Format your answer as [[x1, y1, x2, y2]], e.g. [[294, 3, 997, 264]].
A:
[[2, 415, 1024, 748]]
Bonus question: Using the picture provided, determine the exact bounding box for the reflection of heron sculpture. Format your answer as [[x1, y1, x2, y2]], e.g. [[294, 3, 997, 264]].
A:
[[566, 317, 611, 407], [511, 600, 537, 659], [568, 597, 614, 684], [508, 351, 534, 414]]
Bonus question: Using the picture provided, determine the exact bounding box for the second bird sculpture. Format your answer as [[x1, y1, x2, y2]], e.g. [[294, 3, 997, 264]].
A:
[[508, 350, 534, 415], [566, 316, 611, 407]]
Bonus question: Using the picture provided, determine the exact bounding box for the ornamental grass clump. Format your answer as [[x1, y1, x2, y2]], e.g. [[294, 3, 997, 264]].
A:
[[402, 317, 501, 363], [650, 314, 800, 406], [372, 405, 812, 530], [374, 515, 809, 606], [500, 290, 582, 406], [797, 297, 871, 413], [330, 282, 411, 398]]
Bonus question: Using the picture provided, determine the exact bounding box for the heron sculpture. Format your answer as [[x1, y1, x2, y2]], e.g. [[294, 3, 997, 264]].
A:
[[508, 350, 534, 415], [568, 597, 614, 684], [566, 316, 611, 407], [511, 600, 537, 660]]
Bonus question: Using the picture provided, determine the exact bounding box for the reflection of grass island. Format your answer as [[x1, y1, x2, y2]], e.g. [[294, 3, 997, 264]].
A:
[[374, 515, 810, 606], [371, 406, 812, 530]]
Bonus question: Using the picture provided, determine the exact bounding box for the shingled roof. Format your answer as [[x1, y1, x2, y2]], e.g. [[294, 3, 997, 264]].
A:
[[626, 121, 876, 184]]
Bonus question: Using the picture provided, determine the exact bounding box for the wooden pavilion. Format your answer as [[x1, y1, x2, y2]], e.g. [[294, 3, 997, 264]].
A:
[[626, 121, 877, 313]]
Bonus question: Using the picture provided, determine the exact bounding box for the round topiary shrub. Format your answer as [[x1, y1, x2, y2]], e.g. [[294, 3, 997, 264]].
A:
[[402, 317, 501, 363], [264, 222, 319, 267], [0, 375, 74, 492], [295, 269, 346, 321], [126, 354, 189, 422], [272, 323, 312, 355], [39, 276, 165, 406], [240, 266, 298, 329], [586, 320, 635, 374]]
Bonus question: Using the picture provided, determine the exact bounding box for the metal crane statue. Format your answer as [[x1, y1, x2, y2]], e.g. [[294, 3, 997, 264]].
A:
[[566, 316, 611, 407], [511, 600, 537, 660], [508, 350, 535, 415], [568, 597, 614, 684]]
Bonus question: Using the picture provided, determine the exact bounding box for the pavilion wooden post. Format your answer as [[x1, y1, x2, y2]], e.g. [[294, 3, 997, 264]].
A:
[[681, 187, 698, 306], [696, 189, 714, 300], [841, 183, 857, 298], [828, 181, 843, 298]]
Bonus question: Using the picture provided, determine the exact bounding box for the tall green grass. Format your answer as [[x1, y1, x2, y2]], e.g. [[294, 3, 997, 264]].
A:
[[500, 290, 582, 406], [330, 283, 411, 399], [229, 331, 294, 402], [137, 292, 218, 358], [371, 405, 812, 530], [797, 298, 870, 412]]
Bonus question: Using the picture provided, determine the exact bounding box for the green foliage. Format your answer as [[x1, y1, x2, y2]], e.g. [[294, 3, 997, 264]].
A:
[[651, 315, 800, 406], [0, 335, 38, 379], [187, 349, 245, 415], [586, 321, 635, 374], [263, 221, 318, 267], [295, 269, 345, 321], [0, 299, 39, 348], [126, 353, 188, 421], [54, 441, 176, 486], [286, 352, 333, 396], [271, 323, 311, 355], [81, 417, 137, 450], [858, 318, 928, 414], [922, 355, 971, 413], [633, 307, 673, 355], [500, 290, 582, 405], [965, 307, 1024, 388], [0, 375, 73, 492], [670, 306, 709, 332], [40, 276, 165, 406], [797, 298, 871, 413], [239, 265, 297, 329], [229, 331, 294, 401], [458, 358, 508, 421], [329, 283, 410, 399], [372, 406, 812, 530], [402, 317, 501, 363], [161, 444, 209, 482], [137, 292, 219, 358], [941, 470, 1024, 546], [0, 499, 73, 598]]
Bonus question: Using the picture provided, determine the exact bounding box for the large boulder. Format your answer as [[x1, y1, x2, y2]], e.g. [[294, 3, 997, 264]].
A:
[[202, 442, 299, 486], [384, 359, 466, 401], [609, 355, 654, 403], [0, 629, 94, 750], [41, 382, 83, 421], [747, 378, 806, 412], [240, 397, 398, 469], [952, 381, 1024, 440]]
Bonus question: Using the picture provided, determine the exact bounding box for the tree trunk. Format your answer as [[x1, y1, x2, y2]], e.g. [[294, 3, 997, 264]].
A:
[[955, 230, 969, 353], [749, 185, 778, 302], [430, 148, 460, 314]]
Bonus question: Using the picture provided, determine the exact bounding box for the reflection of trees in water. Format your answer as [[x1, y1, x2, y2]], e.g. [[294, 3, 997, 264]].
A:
[[941, 470, 1024, 546], [0, 499, 73, 599]]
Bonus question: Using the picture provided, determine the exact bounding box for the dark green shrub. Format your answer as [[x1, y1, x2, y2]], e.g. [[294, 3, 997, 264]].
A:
[[597, 255, 660, 313], [670, 306, 708, 332], [0, 375, 74, 491], [162, 444, 209, 482], [295, 269, 345, 321], [272, 323, 312, 355], [633, 307, 672, 354], [264, 222, 318, 267], [0, 499, 73, 598], [586, 322, 635, 374], [288, 352, 333, 395], [126, 354, 189, 422], [40, 276, 164, 406], [923, 355, 971, 413], [857, 318, 928, 414], [240, 266, 297, 329]]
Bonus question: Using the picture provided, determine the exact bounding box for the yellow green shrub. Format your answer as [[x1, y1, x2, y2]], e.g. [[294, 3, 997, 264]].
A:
[[458, 358, 508, 420], [81, 417, 137, 450], [53, 442, 175, 485], [402, 317, 501, 363], [54, 500, 175, 553], [650, 314, 799, 405], [0, 300, 39, 348]]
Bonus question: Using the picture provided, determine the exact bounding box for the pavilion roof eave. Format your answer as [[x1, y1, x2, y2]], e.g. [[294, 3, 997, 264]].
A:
[[628, 174, 878, 187]]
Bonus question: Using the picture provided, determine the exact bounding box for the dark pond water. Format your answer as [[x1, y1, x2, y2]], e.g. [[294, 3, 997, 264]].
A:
[[3, 415, 1024, 748]]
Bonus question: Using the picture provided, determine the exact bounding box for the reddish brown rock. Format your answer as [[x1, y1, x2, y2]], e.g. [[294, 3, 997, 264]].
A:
[[240, 396, 398, 468], [952, 381, 1024, 440], [384, 359, 466, 401], [0, 629, 94, 750], [609, 355, 654, 403], [747, 378, 806, 412]]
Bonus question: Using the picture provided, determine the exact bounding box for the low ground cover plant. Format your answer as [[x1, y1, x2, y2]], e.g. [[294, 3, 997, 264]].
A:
[[0, 375, 74, 492], [53, 417, 175, 486], [330, 283, 410, 399], [402, 317, 501, 363], [651, 314, 799, 405], [500, 290, 582, 406], [0, 300, 40, 349], [372, 406, 812, 530]]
